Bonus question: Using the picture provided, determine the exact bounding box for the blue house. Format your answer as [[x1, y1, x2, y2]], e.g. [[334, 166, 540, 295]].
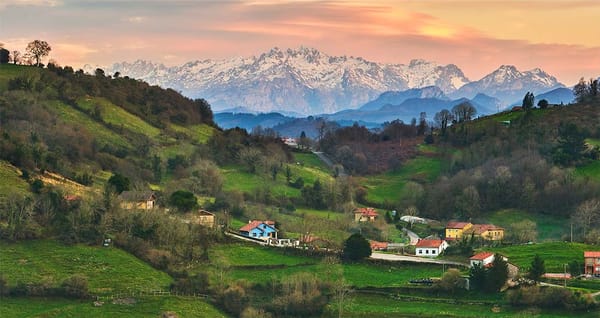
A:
[[239, 220, 278, 240]]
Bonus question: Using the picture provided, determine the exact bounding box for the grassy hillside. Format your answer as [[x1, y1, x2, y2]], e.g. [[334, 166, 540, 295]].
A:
[[222, 151, 334, 198], [361, 152, 442, 205], [0, 297, 226, 318], [77, 96, 162, 138], [488, 209, 568, 241], [489, 242, 599, 273], [0, 161, 29, 198], [0, 240, 172, 295]]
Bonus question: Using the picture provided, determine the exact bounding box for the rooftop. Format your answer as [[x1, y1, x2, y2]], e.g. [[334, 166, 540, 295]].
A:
[[470, 252, 494, 261], [355, 207, 378, 217], [584, 251, 600, 258], [446, 221, 471, 229], [415, 239, 445, 248]]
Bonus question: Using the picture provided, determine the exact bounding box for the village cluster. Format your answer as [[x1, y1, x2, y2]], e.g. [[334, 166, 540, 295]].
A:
[[112, 191, 600, 279]]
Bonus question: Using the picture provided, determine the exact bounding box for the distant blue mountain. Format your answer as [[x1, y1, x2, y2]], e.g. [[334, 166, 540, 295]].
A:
[[359, 86, 448, 111], [214, 112, 294, 131], [326, 94, 499, 124], [536, 87, 574, 105]]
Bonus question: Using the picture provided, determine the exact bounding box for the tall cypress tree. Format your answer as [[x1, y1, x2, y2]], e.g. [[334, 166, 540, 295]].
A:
[[528, 254, 545, 282]]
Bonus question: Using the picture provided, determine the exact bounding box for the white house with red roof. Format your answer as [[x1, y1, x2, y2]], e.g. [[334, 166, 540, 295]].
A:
[[415, 239, 448, 257], [239, 220, 278, 240], [354, 207, 379, 222], [469, 252, 495, 268]]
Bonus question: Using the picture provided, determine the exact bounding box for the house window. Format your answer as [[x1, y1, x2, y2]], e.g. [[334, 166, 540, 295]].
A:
[[432, 250, 436, 254], [426, 250, 429, 254], [418, 250, 422, 254]]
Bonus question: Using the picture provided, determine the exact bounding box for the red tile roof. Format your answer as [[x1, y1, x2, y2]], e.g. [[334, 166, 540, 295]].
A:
[[446, 221, 471, 229], [415, 239, 444, 248], [584, 251, 600, 258], [470, 252, 494, 261], [370, 240, 388, 250], [355, 207, 378, 217], [240, 220, 264, 232]]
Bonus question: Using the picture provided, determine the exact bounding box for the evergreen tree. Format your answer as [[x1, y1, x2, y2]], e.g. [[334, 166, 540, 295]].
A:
[[527, 254, 545, 282], [342, 233, 371, 261], [469, 263, 487, 291], [522, 92, 535, 109], [485, 253, 509, 292]]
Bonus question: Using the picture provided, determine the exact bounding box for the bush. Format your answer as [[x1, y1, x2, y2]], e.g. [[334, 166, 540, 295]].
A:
[[342, 233, 371, 261], [169, 190, 198, 212], [61, 274, 89, 298]]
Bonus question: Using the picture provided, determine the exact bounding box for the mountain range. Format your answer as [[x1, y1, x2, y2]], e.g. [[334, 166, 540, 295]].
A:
[[105, 47, 564, 115]]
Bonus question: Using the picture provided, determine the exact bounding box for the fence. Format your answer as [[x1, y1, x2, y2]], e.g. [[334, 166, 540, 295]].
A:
[[94, 289, 209, 301]]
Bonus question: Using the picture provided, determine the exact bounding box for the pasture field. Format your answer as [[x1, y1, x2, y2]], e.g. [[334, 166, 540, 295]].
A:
[[344, 293, 600, 318], [221, 153, 333, 198], [0, 64, 40, 90], [489, 242, 600, 273], [0, 240, 172, 295], [49, 100, 131, 149], [361, 155, 442, 204], [169, 123, 214, 144], [0, 161, 28, 198], [0, 296, 226, 318], [487, 209, 567, 241], [77, 97, 161, 138], [576, 160, 600, 181], [207, 243, 456, 288], [209, 243, 314, 267], [293, 151, 332, 171]]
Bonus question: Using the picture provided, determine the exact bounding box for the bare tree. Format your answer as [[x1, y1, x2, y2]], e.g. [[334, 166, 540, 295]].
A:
[[452, 102, 477, 122], [26, 40, 51, 67], [11, 50, 20, 64], [434, 109, 454, 135], [572, 199, 600, 239]]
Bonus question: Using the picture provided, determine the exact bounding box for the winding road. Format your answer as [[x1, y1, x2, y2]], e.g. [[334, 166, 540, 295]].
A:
[[370, 252, 468, 267]]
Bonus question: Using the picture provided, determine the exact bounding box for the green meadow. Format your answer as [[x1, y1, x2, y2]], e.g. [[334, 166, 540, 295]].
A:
[[77, 97, 162, 138], [489, 242, 599, 273], [487, 209, 568, 241], [0, 161, 29, 198], [0, 240, 172, 295], [0, 296, 226, 318], [361, 155, 442, 204]]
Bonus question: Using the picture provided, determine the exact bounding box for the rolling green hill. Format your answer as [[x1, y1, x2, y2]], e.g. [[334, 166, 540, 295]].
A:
[[0, 240, 172, 295]]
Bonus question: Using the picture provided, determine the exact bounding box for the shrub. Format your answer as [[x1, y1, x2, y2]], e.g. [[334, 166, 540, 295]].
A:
[[342, 233, 371, 261], [61, 274, 89, 298]]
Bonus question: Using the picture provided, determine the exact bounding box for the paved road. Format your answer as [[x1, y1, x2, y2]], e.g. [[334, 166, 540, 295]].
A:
[[371, 252, 468, 267], [402, 228, 420, 245]]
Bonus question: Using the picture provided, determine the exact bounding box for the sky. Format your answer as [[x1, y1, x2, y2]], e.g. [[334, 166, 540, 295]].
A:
[[1, 0, 599, 85]]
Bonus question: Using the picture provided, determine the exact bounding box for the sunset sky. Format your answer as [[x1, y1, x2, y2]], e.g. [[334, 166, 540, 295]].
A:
[[1, 0, 599, 85]]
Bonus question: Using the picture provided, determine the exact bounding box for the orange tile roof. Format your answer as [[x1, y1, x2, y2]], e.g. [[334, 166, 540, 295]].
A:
[[415, 239, 444, 248], [471, 224, 504, 234], [446, 221, 471, 229], [470, 252, 494, 261], [370, 240, 388, 250], [584, 251, 600, 258], [355, 207, 378, 217]]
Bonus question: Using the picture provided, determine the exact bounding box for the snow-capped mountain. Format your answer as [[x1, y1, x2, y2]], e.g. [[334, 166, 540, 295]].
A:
[[108, 47, 470, 114], [108, 48, 562, 115], [451, 65, 563, 103]]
